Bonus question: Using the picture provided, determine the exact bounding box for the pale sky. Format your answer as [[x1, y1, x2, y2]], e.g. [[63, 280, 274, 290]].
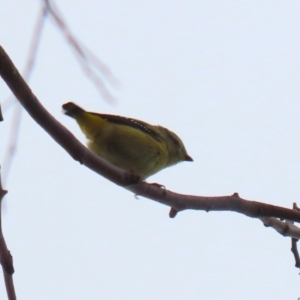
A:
[[1, 1, 300, 299]]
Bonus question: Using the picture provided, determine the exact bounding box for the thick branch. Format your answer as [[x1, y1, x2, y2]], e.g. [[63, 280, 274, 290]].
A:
[[1, 45, 300, 224]]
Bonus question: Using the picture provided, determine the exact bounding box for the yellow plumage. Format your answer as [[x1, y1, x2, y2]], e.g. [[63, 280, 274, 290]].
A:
[[62, 102, 193, 179]]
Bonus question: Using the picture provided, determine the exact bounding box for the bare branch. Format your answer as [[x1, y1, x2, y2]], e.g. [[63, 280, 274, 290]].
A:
[[260, 217, 300, 239], [0, 170, 7, 201], [1, 3, 47, 113], [0, 104, 3, 122], [291, 239, 300, 269], [0, 10, 47, 295], [44, 0, 118, 102], [290, 203, 300, 269], [1, 5, 47, 185], [0, 45, 137, 186], [260, 202, 300, 269], [23, 5, 48, 80], [1, 45, 300, 225], [0, 167, 16, 300], [2, 104, 22, 184]]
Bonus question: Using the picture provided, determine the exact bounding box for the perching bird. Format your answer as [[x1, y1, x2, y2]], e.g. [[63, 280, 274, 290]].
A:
[[62, 102, 193, 179]]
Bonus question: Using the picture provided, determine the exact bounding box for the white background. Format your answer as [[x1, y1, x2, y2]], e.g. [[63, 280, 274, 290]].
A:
[[1, 1, 300, 299]]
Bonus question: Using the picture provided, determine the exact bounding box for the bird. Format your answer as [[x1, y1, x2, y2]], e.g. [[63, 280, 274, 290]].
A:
[[62, 102, 193, 180]]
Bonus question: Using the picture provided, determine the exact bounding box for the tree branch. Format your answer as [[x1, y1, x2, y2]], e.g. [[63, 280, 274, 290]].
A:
[[0, 45, 137, 187], [0, 104, 3, 122], [291, 238, 300, 269], [0, 167, 16, 300], [260, 217, 300, 239], [44, 0, 118, 102], [1, 44, 300, 226]]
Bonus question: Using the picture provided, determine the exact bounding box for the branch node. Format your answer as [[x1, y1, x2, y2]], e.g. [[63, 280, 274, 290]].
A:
[[0, 190, 8, 199], [282, 222, 290, 236], [0, 104, 3, 122], [124, 173, 141, 186], [169, 207, 178, 218], [0, 250, 14, 275], [293, 203, 300, 211]]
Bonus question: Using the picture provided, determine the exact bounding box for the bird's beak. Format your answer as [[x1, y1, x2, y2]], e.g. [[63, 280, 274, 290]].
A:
[[184, 154, 193, 161]]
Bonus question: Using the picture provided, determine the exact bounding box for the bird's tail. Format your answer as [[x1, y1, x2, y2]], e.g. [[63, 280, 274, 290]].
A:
[[62, 102, 85, 118]]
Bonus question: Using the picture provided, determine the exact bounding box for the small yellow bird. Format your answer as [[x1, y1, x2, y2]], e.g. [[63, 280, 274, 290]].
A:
[[62, 102, 193, 179]]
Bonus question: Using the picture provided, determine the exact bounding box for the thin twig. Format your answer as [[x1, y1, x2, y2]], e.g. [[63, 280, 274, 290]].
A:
[[44, 0, 118, 102], [2, 104, 22, 184], [0, 167, 16, 300], [0, 104, 3, 122], [290, 203, 300, 270], [291, 238, 300, 269], [1, 5, 47, 185], [1, 5, 47, 113]]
